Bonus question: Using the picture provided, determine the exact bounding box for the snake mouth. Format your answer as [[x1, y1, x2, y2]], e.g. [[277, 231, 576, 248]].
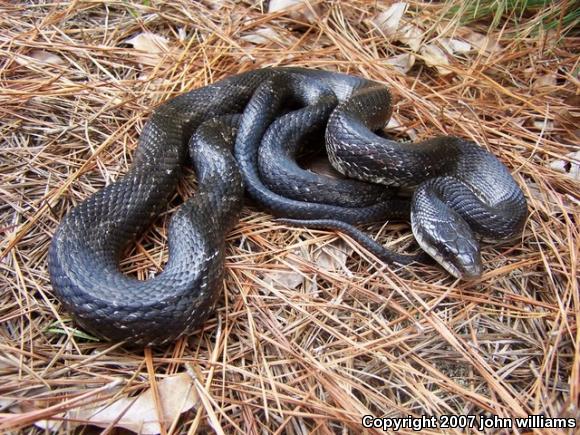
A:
[[445, 256, 483, 280], [411, 212, 483, 280], [414, 229, 483, 279]]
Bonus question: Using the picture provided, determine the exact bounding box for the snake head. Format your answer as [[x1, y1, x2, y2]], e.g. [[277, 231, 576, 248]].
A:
[[411, 189, 483, 280]]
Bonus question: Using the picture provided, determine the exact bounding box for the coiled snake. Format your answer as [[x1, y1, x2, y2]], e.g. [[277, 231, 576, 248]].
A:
[[49, 68, 527, 345]]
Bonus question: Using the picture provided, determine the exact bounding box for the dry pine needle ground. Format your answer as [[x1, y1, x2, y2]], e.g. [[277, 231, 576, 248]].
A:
[[0, 1, 578, 433]]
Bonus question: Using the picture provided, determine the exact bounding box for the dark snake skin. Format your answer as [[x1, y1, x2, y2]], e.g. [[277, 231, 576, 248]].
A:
[[49, 68, 527, 345]]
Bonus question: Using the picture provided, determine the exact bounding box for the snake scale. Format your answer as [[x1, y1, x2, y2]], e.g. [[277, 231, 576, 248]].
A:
[[49, 68, 527, 345]]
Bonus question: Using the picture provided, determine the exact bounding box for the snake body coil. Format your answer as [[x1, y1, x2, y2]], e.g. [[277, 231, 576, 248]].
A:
[[49, 68, 527, 345]]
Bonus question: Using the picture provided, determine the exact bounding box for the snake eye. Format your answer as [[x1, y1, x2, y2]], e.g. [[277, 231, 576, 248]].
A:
[[411, 193, 482, 280]]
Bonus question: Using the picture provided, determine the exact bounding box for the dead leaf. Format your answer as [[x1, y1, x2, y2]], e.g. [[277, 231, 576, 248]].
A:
[[263, 237, 355, 290], [384, 53, 415, 74], [439, 38, 472, 55], [303, 156, 344, 180], [263, 248, 305, 291], [242, 28, 282, 45], [315, 240, 353, 273], [126, 32, 169, 53], [556, 94, 580, 137], [398, 24, 423, 51], [125, 32, 171, 66], [533, 73, 557, 90], [34, 373, 198, 434], [264, 269, 304, 290], [549, 151, 580, 180], [462, 30, 502, 55], [15, 49, 65, 66], [137, 75, 171, 92], [386, 117, 402, 129], [202, 0, 229, 9], [268, 0, 318, 23], [533, 118, 554, 133], [385, 115, 418, 140], [420, 43, 452, 75], [32, 413, 62, 432], [525, 181, 544, 203], [0, 396, 16, 413], [177, 27, 187, 42], [372, 2, 408, 37], [371, 3, 426, 52], [522, 67, 535, 79]]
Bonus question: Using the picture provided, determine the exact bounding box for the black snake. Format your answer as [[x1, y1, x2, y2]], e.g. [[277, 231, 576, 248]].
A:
[[49, 68, 527, 345]]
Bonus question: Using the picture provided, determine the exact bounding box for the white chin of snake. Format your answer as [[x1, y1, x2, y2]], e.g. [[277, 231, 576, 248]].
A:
[[413, 228, 464, 279], [410, 211, 465, 279]]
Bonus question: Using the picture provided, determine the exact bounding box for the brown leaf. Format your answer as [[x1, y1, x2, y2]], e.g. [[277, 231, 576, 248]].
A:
[[384, 53, 416, 74], [315, 240, 353, 273], [241, 28, 282, 45], [461, 30, 502, 55], [439, 38, 472, 55], [532, 73, 557, 90], [264, 268, 305, 291], [125, 32, 171, 66], [268, 0, 319, 23], [371, 2, 408, 37], [556, 94, 580, 138], [54, 373, 199, 434], [532, 118, 554, 133], [398, 24, 423, 51], [15, 49, 65, 66], [549, 151, 580, 180], [302, 156, 344, 180], [420, 43, 452, 75]]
